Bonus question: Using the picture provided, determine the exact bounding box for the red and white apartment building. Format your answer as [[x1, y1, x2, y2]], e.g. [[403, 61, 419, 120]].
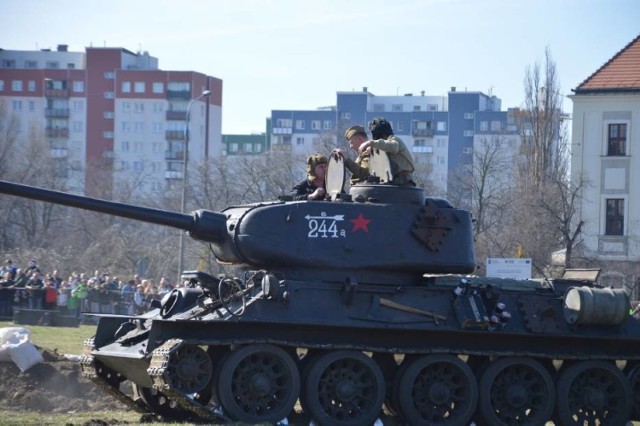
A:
[[0, 44, 222, 197]]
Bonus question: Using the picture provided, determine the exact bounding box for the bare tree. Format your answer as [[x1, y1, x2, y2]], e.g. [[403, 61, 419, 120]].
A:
[[519, 46, 567, 186]]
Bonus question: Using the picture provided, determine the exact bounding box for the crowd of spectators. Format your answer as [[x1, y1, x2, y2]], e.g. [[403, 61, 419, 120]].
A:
[[0, 257, 179, 321]]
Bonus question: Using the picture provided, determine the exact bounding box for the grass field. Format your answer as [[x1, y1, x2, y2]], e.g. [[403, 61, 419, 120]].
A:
[[0, 320, 96, 354]]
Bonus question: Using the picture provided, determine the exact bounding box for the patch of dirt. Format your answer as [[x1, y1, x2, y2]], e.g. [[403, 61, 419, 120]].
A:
[[0, 347, 129, 413]]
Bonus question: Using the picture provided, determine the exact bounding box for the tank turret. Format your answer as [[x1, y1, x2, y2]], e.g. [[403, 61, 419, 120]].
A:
[[0, 173, 475, 284]]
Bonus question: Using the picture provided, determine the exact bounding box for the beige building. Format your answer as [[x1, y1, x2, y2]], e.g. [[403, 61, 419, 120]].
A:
[[570, 34, 640, 291]]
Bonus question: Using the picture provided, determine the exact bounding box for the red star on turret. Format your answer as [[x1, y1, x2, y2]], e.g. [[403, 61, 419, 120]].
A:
[[350, 213, 371, 233]]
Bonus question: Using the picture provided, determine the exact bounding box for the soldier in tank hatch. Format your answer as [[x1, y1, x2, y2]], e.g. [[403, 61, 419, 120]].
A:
[[360, 117, 416, 186], [336, 125, 372, 185], [290, 153, 328, 200]]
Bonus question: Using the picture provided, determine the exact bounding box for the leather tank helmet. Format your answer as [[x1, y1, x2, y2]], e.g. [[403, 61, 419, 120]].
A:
[[369, 117, 394, 140]]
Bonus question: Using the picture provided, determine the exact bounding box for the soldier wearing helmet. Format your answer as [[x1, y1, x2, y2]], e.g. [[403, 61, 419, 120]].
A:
[[290, 153, 328, 200]]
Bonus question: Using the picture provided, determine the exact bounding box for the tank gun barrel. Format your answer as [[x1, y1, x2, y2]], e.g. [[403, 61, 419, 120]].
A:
[[0, 180, 227, 244]]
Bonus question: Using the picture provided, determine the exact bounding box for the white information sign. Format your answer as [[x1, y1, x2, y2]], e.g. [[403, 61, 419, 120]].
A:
[[486, 258, 532, 279]]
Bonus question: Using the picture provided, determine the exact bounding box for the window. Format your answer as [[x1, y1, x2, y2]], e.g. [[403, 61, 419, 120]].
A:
[[28, 81, 36, 92], [104, 111, 114, 119], [121, 141, 130, 152], [607, 123, 627, 156], [491, 121, 502, 131], [392, 104, 403, 112], [122, 82, 131, 93], [276, 118, 292, 128], [12, 80, 23, 91], [2, 59, 16, 68], [25, 60, 37, 69], [46, 61, 59, 69], [73, 121, 83, 132], [311, 120, 321, 130], [428, 104, 438, 111], [103, 131, 114, 139], [104, 91, 114, 99], [0, 80, 4, 91], [12, 100, 22, 111], [104, 72, 115, 79], [437, 156, 445, 165], [396, 121, 403, 132], [244, 143, 253, 153], [414, 139, 426, 147], [323, 120, 332, 130], [73, 100, 84, 112], [229, 143, 238, 152], [605, 199, 624, 236], [134, 122, 144, 132], [122, 122, 131, 132], [437, 139, 446, 148], [122, 102, 131, 113], [134, 82, 145, 93], [133, 161, 143, 172], [463, 147, 473, 154], [68, 81, 81, 93], [67, 63, 75, 69], [373, 104, 385, 112], [134, 102, 144, 113], [296, 137, 305, 145], [255, 144, 263, 153], [480, 121, 488, 131], [463, 130, 474, 137], [152, 82, 163, 93], [152, 122, 163, 133], [464, 113, 474, 119], [28, 101, 35, 112], [295, 120, 305, 130], [413, 105, 421, 111], [341, 112, 351, 119]]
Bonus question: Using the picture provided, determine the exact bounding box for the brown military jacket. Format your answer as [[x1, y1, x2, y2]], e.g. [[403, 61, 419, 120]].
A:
[[370, 135, 415, 185], [344, 154, 370, 185]]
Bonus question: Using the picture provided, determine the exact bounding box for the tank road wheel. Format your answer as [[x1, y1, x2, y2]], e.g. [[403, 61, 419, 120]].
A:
[[133, 384, 189, 418], [217, 344, 300, 423], [556, 360, 632, 425], [624, 362, 640, 420], [165, 344, 213, 399], [302, 350, 385, 426], [396, 354, 478, 425], [479, 357, 555, 425]]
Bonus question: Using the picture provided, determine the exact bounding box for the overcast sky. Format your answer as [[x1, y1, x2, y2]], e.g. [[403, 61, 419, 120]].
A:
[[1, 0, 638, 134]]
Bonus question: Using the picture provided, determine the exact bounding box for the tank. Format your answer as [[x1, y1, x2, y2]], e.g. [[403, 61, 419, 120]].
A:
[[2, 155, 640, 425]]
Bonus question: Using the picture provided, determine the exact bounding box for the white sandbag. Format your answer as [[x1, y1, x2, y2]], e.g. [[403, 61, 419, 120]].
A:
[[0, 327, 29, 362], [0, 327, 43, 371], [8, 342, 44, 371]]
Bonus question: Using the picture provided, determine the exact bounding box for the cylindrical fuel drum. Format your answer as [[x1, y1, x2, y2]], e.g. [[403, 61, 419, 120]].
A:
[[563, 286, 629, 326]]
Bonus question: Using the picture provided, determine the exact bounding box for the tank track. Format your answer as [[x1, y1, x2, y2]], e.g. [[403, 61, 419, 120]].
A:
[[147, 338, 228, 422], [79, 338, 149, 415]]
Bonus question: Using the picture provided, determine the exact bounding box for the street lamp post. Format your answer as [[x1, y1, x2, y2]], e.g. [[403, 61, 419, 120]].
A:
[[177, 89, 211, 281]]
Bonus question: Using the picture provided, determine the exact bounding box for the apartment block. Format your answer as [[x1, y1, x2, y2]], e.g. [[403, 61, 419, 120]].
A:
[[0, 44, 222, 197], [269, 88, 512, 196]]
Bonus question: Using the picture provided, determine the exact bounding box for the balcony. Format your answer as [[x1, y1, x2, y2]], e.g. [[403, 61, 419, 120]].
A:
[[164, 170, 183, 180], [45, 88, 69, 98], [412, 128, 434, 137], [45, 108, 70, 118], [271, 144, 292, 152], [272, 127, 293, 135], [46, 128, 69, 138], [50, 148, 69, 158], [412, 146, 433, 154], [166, 90, 191, 100], [165, 150, 184, 160], [166, 110, 187, 120], [165, 130, 186, 140]]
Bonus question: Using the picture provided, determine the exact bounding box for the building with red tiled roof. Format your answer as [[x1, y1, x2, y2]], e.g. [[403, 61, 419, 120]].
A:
[[569, 34, 640, 291]]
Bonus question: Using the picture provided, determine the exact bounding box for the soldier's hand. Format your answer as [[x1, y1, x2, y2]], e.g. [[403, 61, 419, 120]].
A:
[[332, 148, 347, 160], [358, 140, 372, 155], [310, 188, 326, 200]]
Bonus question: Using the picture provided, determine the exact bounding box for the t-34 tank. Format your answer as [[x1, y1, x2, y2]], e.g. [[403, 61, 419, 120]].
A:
[[1, 152, 640, 425]]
